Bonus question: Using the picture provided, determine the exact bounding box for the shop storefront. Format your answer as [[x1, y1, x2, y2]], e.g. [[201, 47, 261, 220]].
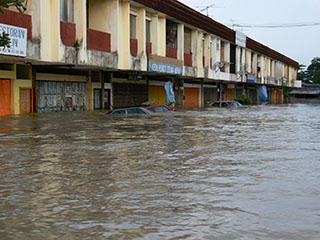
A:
[[36, 81, 87, 113]]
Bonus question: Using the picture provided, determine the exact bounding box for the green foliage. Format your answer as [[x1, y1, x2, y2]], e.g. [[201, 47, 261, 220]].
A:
[[0, 32, 10, 48], [0, 0, 26, 47], [298, 57, 320, 84], [236, 95, 252, 105], [0, 0, 26, 13]]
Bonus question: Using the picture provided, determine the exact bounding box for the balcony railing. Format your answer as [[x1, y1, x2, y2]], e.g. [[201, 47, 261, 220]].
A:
[[60, 21, 76, 47], [166, 47, 177, 59], [146, 42, 152, 56], [130, 38, 138, 57], [184, 53, 192, 67], [87, 29, 111, 52]]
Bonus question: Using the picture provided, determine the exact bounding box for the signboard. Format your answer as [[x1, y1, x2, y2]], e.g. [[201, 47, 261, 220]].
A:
[[0, 23, 27, 57], [148, 62, 182, 75], [282, 77, 288, 86], [65, 86, 72, 97], [236, 31, 246, 48], [247, 73, 256, 83], [268, 77, 275, 85]]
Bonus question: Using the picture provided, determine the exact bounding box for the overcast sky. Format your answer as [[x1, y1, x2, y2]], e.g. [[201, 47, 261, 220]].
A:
[[180, 0, 320, 67]]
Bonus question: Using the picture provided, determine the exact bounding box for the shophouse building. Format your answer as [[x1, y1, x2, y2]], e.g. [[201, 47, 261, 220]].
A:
[[0, 0, 301, 116]]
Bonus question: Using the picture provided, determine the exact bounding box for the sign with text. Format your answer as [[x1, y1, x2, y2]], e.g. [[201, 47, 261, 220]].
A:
[[148, 62, 183, 75], [0, 23, 27, 57], [236, 31, 246, 48], [247, 73, 256, 83]]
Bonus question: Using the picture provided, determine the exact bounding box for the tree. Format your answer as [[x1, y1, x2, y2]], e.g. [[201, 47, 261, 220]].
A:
[[297, 58, 320, 84], [0, 0, 27, 48], [306, 57, 320, 84], [297, 64, 307, 83]]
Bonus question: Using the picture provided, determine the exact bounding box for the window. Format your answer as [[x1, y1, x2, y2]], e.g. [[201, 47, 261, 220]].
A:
[[60, 0, 74, 22], [130, 14, 136, 39], [127, 108, 146, 114], [166, 19, 177, 49], [184, 27, 192, 54], [146, 20, 151, 43], [112, 110, 125, 114], [230, 44, 236, 74]]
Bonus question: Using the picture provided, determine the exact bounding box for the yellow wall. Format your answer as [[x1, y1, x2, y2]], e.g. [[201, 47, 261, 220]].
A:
[[89, 0, 109, 32]]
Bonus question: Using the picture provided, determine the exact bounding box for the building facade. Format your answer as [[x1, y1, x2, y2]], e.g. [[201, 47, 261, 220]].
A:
[[0, 0, 300, 116]]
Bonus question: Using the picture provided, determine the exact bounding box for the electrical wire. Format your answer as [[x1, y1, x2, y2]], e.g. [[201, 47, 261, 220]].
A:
[[228, 22, 320, 28]]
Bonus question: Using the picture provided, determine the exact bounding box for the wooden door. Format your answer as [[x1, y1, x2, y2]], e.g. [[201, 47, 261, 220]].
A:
[[223, 88, 235, 101], [0, 80, 11, 116], [20, 88, 33, 114], [184, 87, 199, 107]]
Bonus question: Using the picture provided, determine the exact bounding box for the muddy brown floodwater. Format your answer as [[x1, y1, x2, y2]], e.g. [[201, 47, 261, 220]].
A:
[[0, 104, 320, 239]]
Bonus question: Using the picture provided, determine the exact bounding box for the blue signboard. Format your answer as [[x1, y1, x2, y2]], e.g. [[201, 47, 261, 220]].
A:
[[247, 73, 256, 83], [148, 61, 182, 75]]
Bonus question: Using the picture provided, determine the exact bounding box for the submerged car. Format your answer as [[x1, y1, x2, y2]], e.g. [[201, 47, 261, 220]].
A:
[[145, 104, 183, 113], [108, 107, 152, 115], [209, 101, 242, 107]]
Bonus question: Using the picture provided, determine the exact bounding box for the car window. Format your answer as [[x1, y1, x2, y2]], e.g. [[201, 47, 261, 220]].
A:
[[147, 107, 155, 112], [127, 108, 146, 114], [112, 110, 126, 114], [136, 108, 146, 114], [155, 107, 165, 112], [162, 106, 169, 112]]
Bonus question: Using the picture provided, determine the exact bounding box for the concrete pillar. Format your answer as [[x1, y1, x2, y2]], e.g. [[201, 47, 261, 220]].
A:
[[196, 31, 203, 77], [177, 23, 184, 60], [118, 0, 130, 69], [31, 66, 37, 112], [200, 79, 204, 107], [204, 34, 210, 68], [74, 0, 87, 63], [137, 7, 146, 56], [108, 0, 120, 52], [40, 0, 60, 61], [87, 70, 93, 110], [100, 71, 105, 109], [151, 14, 159, 55], [158, 16, 166, 57], [191, 30, 198, 67]]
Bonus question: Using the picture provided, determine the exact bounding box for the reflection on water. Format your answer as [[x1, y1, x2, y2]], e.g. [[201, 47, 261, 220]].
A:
[[0, 104, 320, 239]]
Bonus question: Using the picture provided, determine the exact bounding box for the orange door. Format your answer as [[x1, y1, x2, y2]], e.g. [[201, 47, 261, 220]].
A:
[[20, 88, 33, 114], [184, 87, 199, 107], [0, 80, 11, 117], [277, 90, 283, 104]]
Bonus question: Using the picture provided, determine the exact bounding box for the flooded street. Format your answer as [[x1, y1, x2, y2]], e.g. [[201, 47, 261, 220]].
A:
[[0, 104, 320, 239]]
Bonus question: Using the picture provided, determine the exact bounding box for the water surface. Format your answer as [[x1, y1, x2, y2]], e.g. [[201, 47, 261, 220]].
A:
[[0, 104, 319, 239]]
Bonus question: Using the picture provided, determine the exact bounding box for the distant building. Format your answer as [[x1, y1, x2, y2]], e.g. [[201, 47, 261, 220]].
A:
[[290, 84, 320, 103], [0, 0, 301, 116]]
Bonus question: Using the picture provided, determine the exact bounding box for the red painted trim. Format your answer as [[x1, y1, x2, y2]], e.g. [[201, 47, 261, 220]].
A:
[[130, 38, 138, 57], [87, 28, 111, 52], [146, 42, 152, 56], [203, 56, 205, 68], [210, 58, 213, 69], [60, 21, 76, 47], [166, 47, 177, 59], [184, 53, 192, 67], [0, 9, 32, 40]]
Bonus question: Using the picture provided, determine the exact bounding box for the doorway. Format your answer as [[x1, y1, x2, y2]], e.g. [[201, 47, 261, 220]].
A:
[[20, 88, 33, 114]]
